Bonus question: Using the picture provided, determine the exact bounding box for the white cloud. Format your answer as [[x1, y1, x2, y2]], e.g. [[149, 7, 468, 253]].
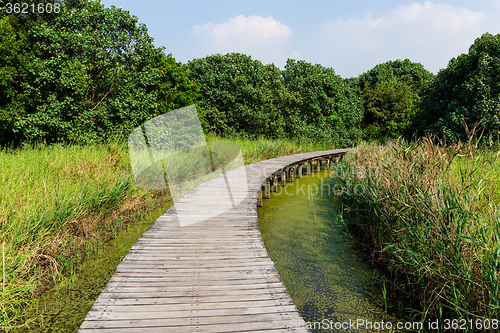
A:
[[320, 1, 494, 77], [190, 15, 294, 67]]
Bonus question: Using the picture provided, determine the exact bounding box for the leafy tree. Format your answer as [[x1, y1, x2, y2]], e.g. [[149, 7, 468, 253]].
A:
[[415, 33, 500, 143], [189, 55, 363, 146], [282, 59, 363, 146], [0, 15, 25, 145], [0, 15, 22, 103], [361, 78, 416, 138], [355, 58, 434, 94], [188, 53, 291, 139], [0, 0, 199, 145], [351, 59, 433, 139]]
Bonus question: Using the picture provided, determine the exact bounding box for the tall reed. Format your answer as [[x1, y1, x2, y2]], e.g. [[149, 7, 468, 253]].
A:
[[330, 134, 500, 331]]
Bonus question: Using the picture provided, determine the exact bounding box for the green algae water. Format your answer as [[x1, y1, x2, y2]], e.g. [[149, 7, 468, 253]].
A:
[[23, 200, 172, 333], [258, 170, 409, 332]]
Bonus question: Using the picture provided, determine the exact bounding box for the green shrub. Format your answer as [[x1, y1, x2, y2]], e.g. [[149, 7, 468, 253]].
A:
[[188, 53, 290, 139], [354, 58, 434, 94], [361, 78, 417, 138], [415, 33, 500, 143], [189, 54, 363, 147], [351, 59, 434, 139], [281, 59, 364, 146], [0, 0, 200, 146]]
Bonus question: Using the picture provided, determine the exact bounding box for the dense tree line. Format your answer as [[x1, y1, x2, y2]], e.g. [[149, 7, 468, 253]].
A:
[[1, 0, 499, 146], [188, 54, 363, 146], [349, 59, 434, 139], [413, 33, 500, 143], [356, 33, 500, 144], [0, 0, 199, 145]]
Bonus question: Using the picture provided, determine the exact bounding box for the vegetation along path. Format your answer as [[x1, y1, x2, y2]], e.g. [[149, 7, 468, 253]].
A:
[[77, 149, 348, 332]]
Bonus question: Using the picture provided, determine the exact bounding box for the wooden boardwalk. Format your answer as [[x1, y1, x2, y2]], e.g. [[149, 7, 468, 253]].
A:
[[78, 149, 348, 333]]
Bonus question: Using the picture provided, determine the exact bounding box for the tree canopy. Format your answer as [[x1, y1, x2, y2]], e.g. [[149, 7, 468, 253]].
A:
[[354, 59, 434, 93], [188, 54, 364, 146], [0, 0, 199, 145], [282, 59, 363, 145], [188, 53, 290, 139], [5, 1, 498, 147], [415, 33, 500, 143], [350, 59, 434, 139]]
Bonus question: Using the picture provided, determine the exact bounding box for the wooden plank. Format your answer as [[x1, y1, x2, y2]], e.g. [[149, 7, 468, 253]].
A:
[[85, 304, 299, 320], [103, 282, 289, 293], [80, 314, 304, 331], [90, 299, 296, 312], [78, 149, 348, 333], [95, 287, 291, 299], [104, 279, 283, 288], [93, 292, 294, 306]]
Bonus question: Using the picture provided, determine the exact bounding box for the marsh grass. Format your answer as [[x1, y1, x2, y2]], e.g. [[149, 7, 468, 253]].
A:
[[206, 134, 336, 165], [0, 134, 333, 331], [0, 142, 170, 331], [330, 134, 500, 330]]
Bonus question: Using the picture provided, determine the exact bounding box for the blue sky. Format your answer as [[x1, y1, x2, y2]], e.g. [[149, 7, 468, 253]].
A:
[[99, 0, 500, 78]]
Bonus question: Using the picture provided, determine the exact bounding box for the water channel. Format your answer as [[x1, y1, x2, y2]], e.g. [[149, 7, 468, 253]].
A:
[[257, 169, 409, 332]]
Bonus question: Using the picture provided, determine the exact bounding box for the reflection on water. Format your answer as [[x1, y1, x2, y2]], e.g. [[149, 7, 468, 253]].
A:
[[24, 200, 172, 333], [258, 171, 408, 332]]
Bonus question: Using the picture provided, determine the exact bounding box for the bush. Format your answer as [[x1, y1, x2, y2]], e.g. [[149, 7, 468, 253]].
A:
[[0, 0, 200, 146], [281, 59, 364, 146], [351, 59, 434, 139], [361, 78, 417, 138], [354, 58, 434, 94], [189, 55, 363, 147], [0, 15, 25, 145], [188, 53, 290, 139], [415, 33, 500, 143]]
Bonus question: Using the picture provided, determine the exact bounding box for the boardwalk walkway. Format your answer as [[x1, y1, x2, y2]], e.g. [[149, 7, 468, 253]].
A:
[[78, 149, 348, 332]]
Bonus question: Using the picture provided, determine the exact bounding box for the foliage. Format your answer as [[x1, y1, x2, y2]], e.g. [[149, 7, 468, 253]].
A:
[[0, 134, 334, 330], [189, 55, 363, 147], [188, 53, 291, 139], [0, 15, 25, 145], [0, 141, 170, 330], [354, 58, 434, 94], [415, 33, 500, 143], [0, 0, 199, 146], [331, 138, 500, 328], [282, 59, 364, 146], [361, 78, 417, 138], [350, 59, 433, 139]]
